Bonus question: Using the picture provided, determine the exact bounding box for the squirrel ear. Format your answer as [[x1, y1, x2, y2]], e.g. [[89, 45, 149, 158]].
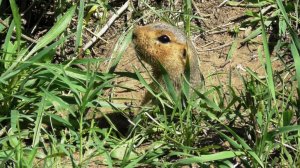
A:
[[182, 48, 187, 60]]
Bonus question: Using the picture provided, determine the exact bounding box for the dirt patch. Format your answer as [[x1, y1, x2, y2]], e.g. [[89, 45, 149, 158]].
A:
[[194, 1, 282, 88], [91, 1, 283, 109]]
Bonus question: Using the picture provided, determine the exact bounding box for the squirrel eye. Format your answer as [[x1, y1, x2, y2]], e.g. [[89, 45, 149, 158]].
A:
[[157, 35, 171, 43], [182, 49, 187, 59]]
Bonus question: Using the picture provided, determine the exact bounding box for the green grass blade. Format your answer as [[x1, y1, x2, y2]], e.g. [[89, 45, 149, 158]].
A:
[[291, 42, 300, 100], [218, 131, 242, 149], [27, 148, 38, 167], [193, 89, 221, 111], [268, 125, 300, 138], [10, 110, 19, 131], [260, 12, 275, 101], [1, 5, 76, 80], [134, 67, 155, 96], [9, 0, 21, 49], [183, 0, 192, 36], [160, 63, 177, 102], [241, 26, 262, 43], [42, 88, 73, 114], [47, 113, 72, 127], [16, 35, 71, 72], [222, 125, 264, 167], [26, 6, 76, 60], [175, 151, 244, 164], [108, 29, 133, 73], [276, 0, 300, 51], [75, 0, 84, 51], [32, 97, 46, 147], [1, 21, 15, 69], [226, 38, 238, 60]]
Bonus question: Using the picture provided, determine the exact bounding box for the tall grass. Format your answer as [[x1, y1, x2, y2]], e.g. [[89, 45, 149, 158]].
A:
[[0, 0, 299, 167]]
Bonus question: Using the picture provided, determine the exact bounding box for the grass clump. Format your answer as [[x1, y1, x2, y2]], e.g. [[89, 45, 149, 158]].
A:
[[0, 0, 300, 167]]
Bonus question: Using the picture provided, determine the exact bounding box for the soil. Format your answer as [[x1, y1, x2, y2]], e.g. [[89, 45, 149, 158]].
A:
[[77, 1, 285, 165], [90, 0, 282, 110]]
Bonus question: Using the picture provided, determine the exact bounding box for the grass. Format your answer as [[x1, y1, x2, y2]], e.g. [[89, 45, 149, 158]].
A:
[[0, 0, 300, 167]]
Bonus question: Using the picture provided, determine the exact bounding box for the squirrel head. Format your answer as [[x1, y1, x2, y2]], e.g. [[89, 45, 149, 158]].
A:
[[132, 23, 195, 80]]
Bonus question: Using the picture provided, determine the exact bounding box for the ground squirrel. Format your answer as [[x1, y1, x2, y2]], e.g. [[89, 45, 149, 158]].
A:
[[97, 23, 203, 134], [132, 22, 203, 95]]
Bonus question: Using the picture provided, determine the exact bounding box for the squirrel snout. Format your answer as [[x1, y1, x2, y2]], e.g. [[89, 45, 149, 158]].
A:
[[132, 25, 143, 41]]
